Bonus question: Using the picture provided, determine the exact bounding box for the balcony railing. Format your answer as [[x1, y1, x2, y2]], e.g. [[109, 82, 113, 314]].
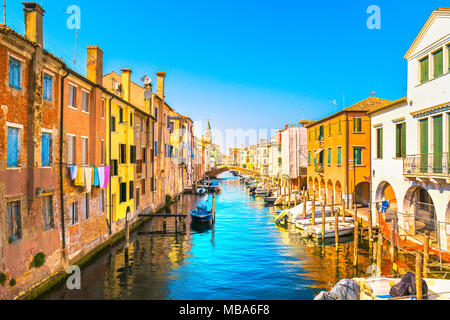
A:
[[314, 163, 324, 174], [403, 153, 449, 178]]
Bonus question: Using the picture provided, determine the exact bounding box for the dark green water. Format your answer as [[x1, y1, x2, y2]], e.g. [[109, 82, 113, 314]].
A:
[[42, 173, 380, 300]]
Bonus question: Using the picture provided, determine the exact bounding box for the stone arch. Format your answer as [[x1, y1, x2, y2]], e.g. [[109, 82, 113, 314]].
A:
[[335, 180, 342, 204], [355, 181, 370, 206], [327, 180, 333, 204], [375, 181, 398, 211], [314, 178, 319, 195], [403, 185, 437, 238], [320, 178, 326, 201]]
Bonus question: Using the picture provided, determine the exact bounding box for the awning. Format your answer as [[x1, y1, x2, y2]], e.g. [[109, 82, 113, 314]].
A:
[[313, 148, 324, 157]]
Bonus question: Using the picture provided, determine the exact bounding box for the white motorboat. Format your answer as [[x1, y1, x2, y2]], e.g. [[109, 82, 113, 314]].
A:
[[304, 221, 354, 239]]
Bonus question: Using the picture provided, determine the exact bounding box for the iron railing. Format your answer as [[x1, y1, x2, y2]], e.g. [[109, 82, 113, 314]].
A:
[[403, 152, 449, 177]]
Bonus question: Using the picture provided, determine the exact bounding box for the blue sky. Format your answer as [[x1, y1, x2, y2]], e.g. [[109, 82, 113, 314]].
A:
[[4, 0, 448, 150]]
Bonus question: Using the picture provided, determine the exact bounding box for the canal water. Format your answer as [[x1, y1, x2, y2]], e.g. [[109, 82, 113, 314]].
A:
[[41, 173, 381, 300]]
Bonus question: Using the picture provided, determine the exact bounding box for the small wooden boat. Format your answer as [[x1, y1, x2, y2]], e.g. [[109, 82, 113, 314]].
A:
[[355, 277, 450, 300], [190, 204, 213, 224], [304, 221, 354, 239], [295, 216, 353, 230]]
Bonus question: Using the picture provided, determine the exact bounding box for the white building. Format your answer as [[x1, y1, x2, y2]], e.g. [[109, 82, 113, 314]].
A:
[[280, 124, 307, 188], [370, 8, 450, 252], [257, 140, 270, 175], [269, 133, 282, 178]]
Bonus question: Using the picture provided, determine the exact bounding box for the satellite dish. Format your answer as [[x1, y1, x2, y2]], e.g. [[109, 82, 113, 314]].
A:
[[141, 75, 152, 85], [144, 89, 152, 99]]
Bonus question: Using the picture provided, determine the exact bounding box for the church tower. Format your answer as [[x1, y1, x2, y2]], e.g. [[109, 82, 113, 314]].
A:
[[205, 119, 212, 143]]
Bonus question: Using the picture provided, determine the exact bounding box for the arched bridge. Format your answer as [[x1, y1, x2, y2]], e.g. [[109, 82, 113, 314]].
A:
[[204, 166, 259, 178]]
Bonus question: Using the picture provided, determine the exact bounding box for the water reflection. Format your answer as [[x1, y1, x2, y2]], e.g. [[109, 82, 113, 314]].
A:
[[41, 173, 411, 300]]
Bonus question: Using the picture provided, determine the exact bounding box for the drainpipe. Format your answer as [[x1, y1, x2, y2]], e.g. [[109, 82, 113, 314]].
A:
[[60, 69, 69, 249], [108, 96, 113, 234]]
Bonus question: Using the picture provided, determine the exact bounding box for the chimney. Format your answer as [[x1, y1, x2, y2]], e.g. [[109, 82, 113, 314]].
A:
[[86, 46, 103, 85], [23, 2, 45, 47], [121, 68, 132, 102], [156, 72, 165, 100]]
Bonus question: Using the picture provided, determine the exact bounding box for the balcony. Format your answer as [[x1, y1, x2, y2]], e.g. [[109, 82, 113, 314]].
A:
[[403, 153, 449, 181], [314, 163, 324, 174]]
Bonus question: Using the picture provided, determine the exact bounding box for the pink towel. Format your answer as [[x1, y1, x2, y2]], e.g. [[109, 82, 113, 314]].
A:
[[103, 165, 110, 188], [97, 166, 105, 188]]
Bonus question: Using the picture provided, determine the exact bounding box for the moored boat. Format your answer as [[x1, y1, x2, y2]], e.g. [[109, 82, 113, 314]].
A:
[[190, 204, 213, 224]]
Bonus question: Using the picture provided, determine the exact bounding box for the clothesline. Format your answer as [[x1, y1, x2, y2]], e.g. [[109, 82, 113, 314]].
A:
[[69, 165, 111, 191]]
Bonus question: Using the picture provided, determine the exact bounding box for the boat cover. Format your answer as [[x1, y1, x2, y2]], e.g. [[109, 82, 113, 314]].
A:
[[389, 272, 428, 299], [314, 279, 360, 300]]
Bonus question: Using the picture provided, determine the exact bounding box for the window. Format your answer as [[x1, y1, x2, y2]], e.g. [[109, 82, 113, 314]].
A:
[[81, 193, 89, 220], [308, 151, 311, 164], [42, 132, 52, 167], [43, 74, 53, 100], [99, 190, 104, 212], [155, 107, 158, 121], [119, 108, 124, 123], [9, 57, 21, 90], [101, 99, 105, 118], [420, 56, 429, 83], [319, 126, 324, 141], [376, 128, 383, 159], [154, 141, 158, 157], [68, 135, 76, 165], [338, 119, 341, 134], [100, 140, 105, 165], [129, 180, 134, 200], [433, 49, 443, 78], [7, 126, 20, 168], [328, 123, 331, 136], [69, 201, 78, 225], [141, 179, 146, 195], [82, 90, 89, 112], [120, 144, 127, 163], [111, 159, 118, 176], [142, 147, 147, 163], [395, 123, 406, 158], [42, 195, 54, 230], [327, 148, 331, 165], [81, 137, 88, 165], [353, 117, 362, 133], [354, 148, 362, 165], [130, 145, 136, 163], [120, 182, 127, 203], [337, 147, 342, 165], [130, 113, 133, 127], [7, 200, 22, 242], [314, 127, 317, 140], [111, 116, 116, 132], [69, 84, 77, 108]]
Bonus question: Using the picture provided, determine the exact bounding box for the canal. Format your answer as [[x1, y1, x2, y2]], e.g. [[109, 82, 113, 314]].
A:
[[41, 172, 379, 300]]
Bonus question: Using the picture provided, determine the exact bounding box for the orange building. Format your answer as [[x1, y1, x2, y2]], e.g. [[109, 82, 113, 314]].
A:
[[306, 97, 390, 207]]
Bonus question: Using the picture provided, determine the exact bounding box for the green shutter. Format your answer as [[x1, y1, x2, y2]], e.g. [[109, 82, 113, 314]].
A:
[[419, 118, 428, 172], [354, 148, 362, 165], [401, 123, 406, 157], [328, 123, 331, 136], [433, 49, 443, 78], [433, 115, 443, 173], [337, 147, 341, 165], [338, 119, 341, 133], [420, 57, 429, 83], [328, 148, 331, 164], [308, 151, 311, 164], [376, 128, 383, 159]]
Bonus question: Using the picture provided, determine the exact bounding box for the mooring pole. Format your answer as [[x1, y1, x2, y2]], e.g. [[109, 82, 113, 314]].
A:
[[212, 193, 216, 225], [416, 252, 423, 300], [311, 190, 316, 226]]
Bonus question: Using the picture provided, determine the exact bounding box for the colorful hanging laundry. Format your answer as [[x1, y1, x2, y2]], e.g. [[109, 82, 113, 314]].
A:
[[70, 165, 78, 180], [93, 167, 100, 186], [84, 167, 92, 192], [74, 166, 83, 186], [103, 165, 110, 188], [97, 166, 105, 188]]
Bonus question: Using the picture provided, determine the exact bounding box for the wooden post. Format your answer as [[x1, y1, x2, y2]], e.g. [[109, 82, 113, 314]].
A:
[[288, 180, 291, 208], [342, 199, 346, 222], [303, 190, 307, 218], [416, 252, 423, 300], [368, 205, 373, 244], [212, 193, 216, 225], [311, 190, 316, 225], [322, 204, 326, 241], [390, 220, 396, 262], [353, 202, 359, 267], [333, 195, 339, 250], [423, 233, 430, 278], [376, 233, 383, 277]]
